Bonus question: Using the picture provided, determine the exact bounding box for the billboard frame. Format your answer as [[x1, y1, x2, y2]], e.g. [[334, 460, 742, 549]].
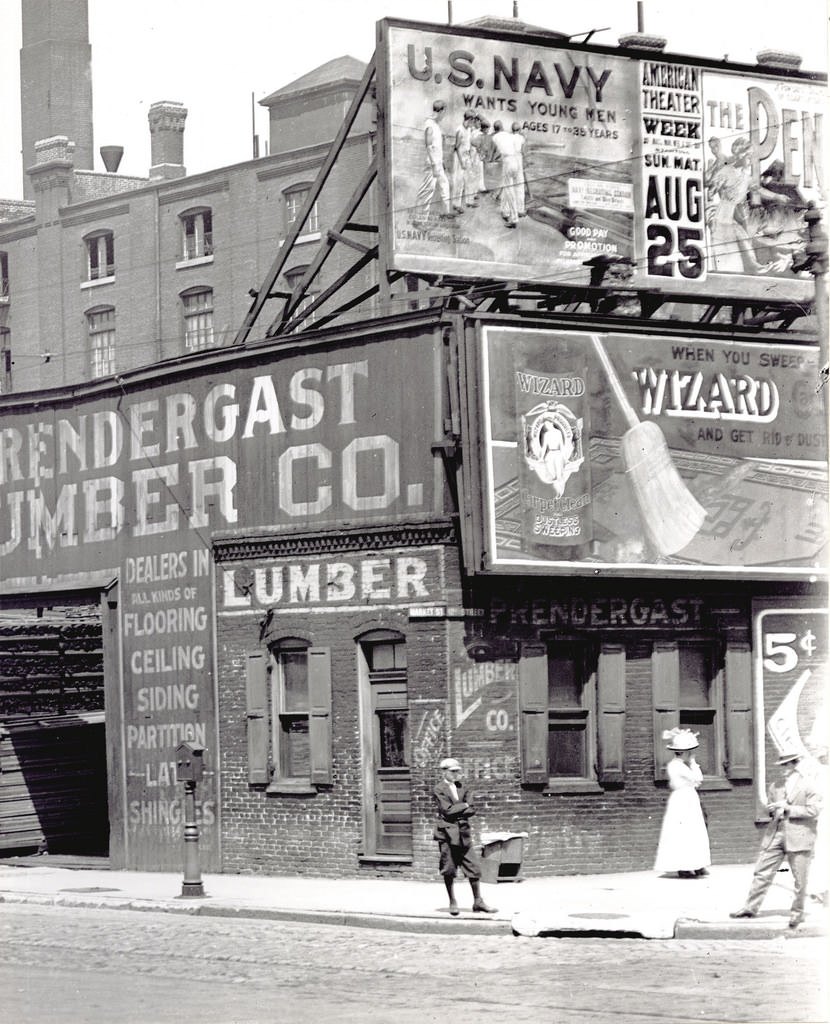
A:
[[376, 16, 827, 307], [460, 312, 827, 582]]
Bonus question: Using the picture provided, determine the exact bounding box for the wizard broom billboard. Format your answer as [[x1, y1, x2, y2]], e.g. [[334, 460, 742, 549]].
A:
[[462, 323, 827, 579]]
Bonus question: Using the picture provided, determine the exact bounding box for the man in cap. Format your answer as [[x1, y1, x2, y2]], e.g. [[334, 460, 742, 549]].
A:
[[730, 750, 823, 928], [432, 757, 496, 916]]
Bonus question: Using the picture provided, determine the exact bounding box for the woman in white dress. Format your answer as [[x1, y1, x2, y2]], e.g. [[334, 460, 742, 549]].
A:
[[654, 728, 711, 878]]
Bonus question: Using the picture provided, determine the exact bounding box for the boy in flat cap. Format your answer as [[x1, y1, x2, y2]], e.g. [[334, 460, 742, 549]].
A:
[[432, 757, 496, 915]]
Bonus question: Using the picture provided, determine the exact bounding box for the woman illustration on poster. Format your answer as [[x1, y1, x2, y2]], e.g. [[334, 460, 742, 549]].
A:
[[706, 136, 770, 274]]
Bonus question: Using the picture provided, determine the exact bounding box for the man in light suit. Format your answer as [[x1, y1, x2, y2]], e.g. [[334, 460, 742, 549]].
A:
[[433, 757, 496, 916], [731, 750, 823, 928]]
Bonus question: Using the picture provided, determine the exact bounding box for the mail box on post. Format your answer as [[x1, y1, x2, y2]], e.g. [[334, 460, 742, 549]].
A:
[[176, 741, 205, 784]]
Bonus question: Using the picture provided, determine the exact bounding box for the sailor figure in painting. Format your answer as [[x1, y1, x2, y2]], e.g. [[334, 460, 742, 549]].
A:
[[654, 728, 711, 878], [413, 100, 454, 227]]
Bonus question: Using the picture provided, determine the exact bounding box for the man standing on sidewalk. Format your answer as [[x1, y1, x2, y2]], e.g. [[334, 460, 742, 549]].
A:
[[730, 750, 823, 928], [432, 758, 497, 916]]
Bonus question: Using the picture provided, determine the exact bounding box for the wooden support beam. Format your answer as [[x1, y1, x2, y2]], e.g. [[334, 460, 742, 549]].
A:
[[326, 230, 375, 255], [276, 248, 379, 335], [231, 57, 376, 347], [270, 157, 378, 334]]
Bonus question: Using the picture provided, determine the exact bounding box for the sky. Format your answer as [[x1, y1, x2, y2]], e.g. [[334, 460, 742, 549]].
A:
[[0, 0, 827, 199]]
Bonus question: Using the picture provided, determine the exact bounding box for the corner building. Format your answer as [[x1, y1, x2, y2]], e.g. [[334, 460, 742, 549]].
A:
[[1, 12, 826, 879]]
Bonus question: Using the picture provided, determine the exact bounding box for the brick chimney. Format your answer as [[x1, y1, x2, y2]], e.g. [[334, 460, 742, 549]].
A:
[[20, 0, 94, 199], [148, 101, 188, 180], [27, 136, 75, 219]]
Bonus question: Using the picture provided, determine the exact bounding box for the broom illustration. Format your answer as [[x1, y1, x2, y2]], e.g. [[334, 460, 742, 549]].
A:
[[590, 333, 706, 556]]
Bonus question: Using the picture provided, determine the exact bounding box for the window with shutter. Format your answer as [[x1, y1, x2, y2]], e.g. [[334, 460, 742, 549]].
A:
[[245, 651, 269, 784], [652, 639, 730, 784], [597, 644, 626, 785], [308, 646, 333, 785], [519, 640, 601, 792], [244, 637, 332, 794], [724, 642, 753, 780]]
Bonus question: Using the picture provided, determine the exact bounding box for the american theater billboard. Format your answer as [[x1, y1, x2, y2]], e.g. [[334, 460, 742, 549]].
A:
[[465, 323, 827, 580], [0, 329, 440, 868], [378, 19, 826, 301]]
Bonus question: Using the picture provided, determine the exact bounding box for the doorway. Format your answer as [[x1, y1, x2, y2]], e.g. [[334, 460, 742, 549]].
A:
[[359, 632, 412, 858]]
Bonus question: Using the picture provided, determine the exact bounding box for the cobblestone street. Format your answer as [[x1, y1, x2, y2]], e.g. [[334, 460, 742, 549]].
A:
[[1, 903, 825, 1023]]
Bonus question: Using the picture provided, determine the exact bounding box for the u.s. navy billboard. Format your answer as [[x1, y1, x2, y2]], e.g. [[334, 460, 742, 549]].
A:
[[465, 323, 827, 579], [379, 19, 826, 300], [0, 327, 441, 868]]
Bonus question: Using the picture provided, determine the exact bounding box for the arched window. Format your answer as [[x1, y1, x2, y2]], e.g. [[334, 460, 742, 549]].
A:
[[83, 230, 115, 282], [86, 305, 116, 377], [181, 286, 214, 350], [179, 207, 213, 261]]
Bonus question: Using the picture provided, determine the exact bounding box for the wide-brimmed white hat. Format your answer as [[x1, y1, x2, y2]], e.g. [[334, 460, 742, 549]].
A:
[[440, 757, 462, 771], [664, 728, 699, 751]]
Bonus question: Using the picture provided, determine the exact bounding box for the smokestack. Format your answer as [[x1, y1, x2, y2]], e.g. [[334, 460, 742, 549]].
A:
[[20, 0, 94, 199], [100, 146, 124, 173], [148, 101, 188, 180]]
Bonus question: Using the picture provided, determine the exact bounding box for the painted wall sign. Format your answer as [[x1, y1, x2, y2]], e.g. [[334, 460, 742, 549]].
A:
[[470, 324, 827, 578], [379, 19, 826, 301], [0, 334, 437, 586], [453, 659, 518, 732], [0, 329, 439, 869], [218, 548, 443, 614]]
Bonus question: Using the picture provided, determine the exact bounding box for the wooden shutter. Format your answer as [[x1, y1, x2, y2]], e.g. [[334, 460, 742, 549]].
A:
[[652, 641, 679, 781], [519, 643, 548, 785], [245, 650, 269, 784], [308, 646, 332, 785], [597, 643, 626, 785], [725, 642, 753, 780]]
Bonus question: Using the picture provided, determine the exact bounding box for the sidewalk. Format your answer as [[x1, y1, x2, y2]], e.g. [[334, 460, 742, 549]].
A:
[[1, 855, 827, 940]]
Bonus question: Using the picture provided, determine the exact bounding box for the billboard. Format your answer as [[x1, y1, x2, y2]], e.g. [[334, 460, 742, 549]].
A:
[[0, 328, 440, 867], [753, 599, 827, 809], [379, 19, 826, 301], [467, 323, 827, 579]]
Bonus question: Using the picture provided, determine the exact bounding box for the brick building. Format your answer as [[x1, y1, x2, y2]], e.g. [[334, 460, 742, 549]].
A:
[[0, 0, 376, 394], [0, 10, 826, 879]]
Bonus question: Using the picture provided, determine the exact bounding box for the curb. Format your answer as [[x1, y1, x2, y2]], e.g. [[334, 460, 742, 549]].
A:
[[2, 890, 825, 940], [0, 891, 511, 935], [674, 917, 828, 940]]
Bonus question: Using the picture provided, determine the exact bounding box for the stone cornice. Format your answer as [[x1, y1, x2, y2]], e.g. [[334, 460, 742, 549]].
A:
[[29, 163, 73, 193], [160, 179, 230, 205], [213, 520, 456, 561], [61, 203, 130, 228]]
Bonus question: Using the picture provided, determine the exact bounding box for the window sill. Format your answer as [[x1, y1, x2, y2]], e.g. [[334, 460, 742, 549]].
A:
[[358, 854, 414, 865], [279, 231, 322, 247], [176, 255, 214, 270], [541, 779, 604, 795], [80, 276, 115, 289], [265, 780, 317, 795], [699, 777, 734, 792]]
